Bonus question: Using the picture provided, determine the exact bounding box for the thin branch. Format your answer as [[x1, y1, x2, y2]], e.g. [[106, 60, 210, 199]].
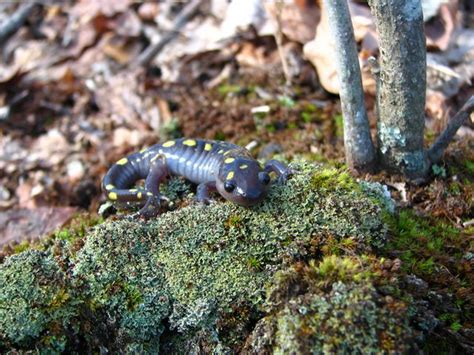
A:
[[0, 3, 40, 45], [323, 0, 376, 172], [368, 56, 381, 124], [132, 0, 203, 68], [274, 0, 291, 86], [427, 95, 474, 163]]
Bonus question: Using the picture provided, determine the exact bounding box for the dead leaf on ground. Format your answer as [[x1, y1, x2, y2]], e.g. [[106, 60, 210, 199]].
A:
[[263, 1, 319, 44], [28, 129, 70, 167], [0, 207, 77, 247], [426, 2, 459, 51], [303, 1, 377, 94]]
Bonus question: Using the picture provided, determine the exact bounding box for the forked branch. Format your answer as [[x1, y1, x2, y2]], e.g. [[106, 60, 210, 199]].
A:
[[428, 96, 474, 163]]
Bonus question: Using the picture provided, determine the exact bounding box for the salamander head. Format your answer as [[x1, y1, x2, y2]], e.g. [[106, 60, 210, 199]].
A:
[[216, 157, 270, 207]]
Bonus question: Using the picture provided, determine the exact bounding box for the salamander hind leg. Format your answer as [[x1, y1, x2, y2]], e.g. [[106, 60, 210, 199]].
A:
[[139, 154, 169, 218]]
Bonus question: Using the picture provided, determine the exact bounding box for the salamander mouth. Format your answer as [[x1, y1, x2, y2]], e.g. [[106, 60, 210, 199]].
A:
[[233, 190, 267, 207]]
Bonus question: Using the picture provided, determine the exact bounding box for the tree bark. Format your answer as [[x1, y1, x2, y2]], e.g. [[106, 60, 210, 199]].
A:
[[323, 0, 376, 173], [368, 0, 429, 179]]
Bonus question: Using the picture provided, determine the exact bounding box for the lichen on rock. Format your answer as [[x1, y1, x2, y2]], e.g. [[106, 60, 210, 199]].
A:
[[0, 162, 412, 352], [0, 250, 77, 352], [244, 255, 413, 353]]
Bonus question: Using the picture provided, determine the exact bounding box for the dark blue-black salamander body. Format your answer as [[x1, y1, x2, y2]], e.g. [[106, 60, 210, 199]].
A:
[[102, 138, 291, 217]]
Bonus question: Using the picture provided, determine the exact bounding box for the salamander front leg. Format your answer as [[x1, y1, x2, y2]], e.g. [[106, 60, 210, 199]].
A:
[[196, 181, 217, 204], [139, 155, 169, 218], [264, 160, 293, 184]]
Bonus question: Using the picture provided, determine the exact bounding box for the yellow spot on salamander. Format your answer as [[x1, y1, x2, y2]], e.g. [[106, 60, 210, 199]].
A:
[[108, 192, 118, 200], [224, 151, 232, 156], [204, 143, 212, 151], [137, 192, 143, 199], [226, 171, 234, 180], [218, 149, 224, 154], [147, 192, 154, 197], [239, 164, 248, 169], [140, 147, 147, 153], [129, 188, 137, 192], [183, 139, 197, 147], [105, 184, 115, 190], [163, 140, 176, 147], [224, 157, 235, 164], [116, 158, 128, 165]]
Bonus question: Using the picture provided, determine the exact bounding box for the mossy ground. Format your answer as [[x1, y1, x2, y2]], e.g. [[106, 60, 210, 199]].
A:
[[0, 162, 412, 353]]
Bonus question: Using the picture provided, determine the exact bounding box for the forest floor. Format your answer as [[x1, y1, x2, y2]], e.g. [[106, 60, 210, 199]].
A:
[[0, 0, 473, 351]]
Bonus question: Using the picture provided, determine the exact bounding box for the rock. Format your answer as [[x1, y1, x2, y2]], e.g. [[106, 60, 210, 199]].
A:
[[0, 163, 411, 352]]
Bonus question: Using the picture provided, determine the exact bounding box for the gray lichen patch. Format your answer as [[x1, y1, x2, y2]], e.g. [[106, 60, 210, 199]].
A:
[[378, 122, 406, 154], [0, 162, 404, 352], [0, 251, 78, 351]]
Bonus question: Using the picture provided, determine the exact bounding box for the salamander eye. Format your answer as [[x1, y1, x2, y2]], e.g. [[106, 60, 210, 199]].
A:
[[259, 172, 271, 185], [224, 181, 236, 193]]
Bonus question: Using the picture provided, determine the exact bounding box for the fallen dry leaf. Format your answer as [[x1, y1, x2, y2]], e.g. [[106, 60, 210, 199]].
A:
[[263, 1, 319, 44], [0, 207, 77, 247], [28, 129, 70, 167], [425, 2, 459, 51], [303, 1, 377, 94]]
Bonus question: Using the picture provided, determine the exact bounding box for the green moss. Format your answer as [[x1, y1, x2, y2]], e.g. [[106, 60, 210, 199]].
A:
[[384, 210, 461, 276], [278, 95, 296, 108], [214, 131, 226, 141], [300, 103, 320, 123], [450, 322, 462, 332], [334, 114, 344, 138], [12, 240, 31, 254], [310, 255, 374, 286], [160, 118, 182, 139], [310, 166, 361, 193], [73, 221, 171, 352], [0, 162, 395, 352], [464, 159, 474, 175], [217, 84, 242, 96], [245, 256, 413, 353], [0, 250, 77, 351]]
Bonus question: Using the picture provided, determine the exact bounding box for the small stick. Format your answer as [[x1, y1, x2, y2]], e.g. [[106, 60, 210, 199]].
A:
[[274, 0, 291, 86], [0, 3, 39, 45], [133, 0, 203, 68], [368, 56, 381, 123], [427, 95, 474, 163]]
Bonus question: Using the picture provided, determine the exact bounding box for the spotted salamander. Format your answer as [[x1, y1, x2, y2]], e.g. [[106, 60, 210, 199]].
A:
[[102, 138, 291, 217]]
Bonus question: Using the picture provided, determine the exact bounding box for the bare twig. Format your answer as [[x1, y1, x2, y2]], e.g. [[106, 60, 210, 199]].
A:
[[323, 0, 376, 172], [368, 56, 381, 123], [0, 3, 39, 45], [274, 0, 291, 86], [132, 0, 204, 68], [427, 95, 474, 163]]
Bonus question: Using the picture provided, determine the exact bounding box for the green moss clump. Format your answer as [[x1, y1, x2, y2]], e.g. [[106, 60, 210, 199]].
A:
[[73, 221, 171, 353], [244, 256, 413, 353], [0, 250, 77, 351], [0, 162, 400, 352], [384, 210, 461, 276], [310, 166, 361, 193]]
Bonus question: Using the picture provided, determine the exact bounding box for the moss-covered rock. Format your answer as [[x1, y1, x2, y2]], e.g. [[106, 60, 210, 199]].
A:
[[244, 256, 413, 353], [0, 250, 77, 352], [0, 162, 408, 352]]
